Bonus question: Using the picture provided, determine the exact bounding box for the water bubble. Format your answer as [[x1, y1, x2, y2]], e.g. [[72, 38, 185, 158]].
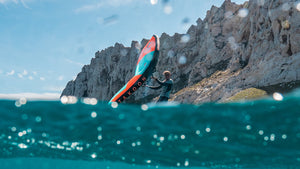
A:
[[167, 50, 175, 58], [18, 143, 28, 149], [97, 126, 102, 131], [228, 36, 239, 50], [270, 134, 275, 141], [264, 136, 269, 141], [21, 114, 28, 120], [91, 111, 97, 118], [135, 42, 141, 51], [35, 116, 42, 123], [150, 0, 158, 5], [177, 162, 181, 167], [205, 127, 211, 133], [141, 104, 148, 111], [153, 134, 158, 139], [180, 135, 186, 140], [282, 134, 287, 139], [42, 132, 49, 138], [98, 135, 102, 140], [273, 92, 283, 101], [180, 34, 190, 43], [159, 136, 165, 142], [145, 160, 151, 164], [118, 114, 125, 119], [116, 140, 122, 145], [296, 2, 300, 11], [19, 97, 27, 105], [246, 125, 252, 130], [184, 159, 189, 166], [136, 126, 141, 132], [164, 5, 172, 14], [132, 142, 136, 147], [18, 132, 24, 137], [223, 137, 228, 142], [178, 56, 187, 65], [120, 49, 128, 57], [15, 101, 22, 107], [11, 127, 17, 132], [83, 98, 97, 105], [91, 153, 97, 159], [195, 130, 201, 135], [225, 11, 233, 19], [60, 96, 68, 104], [258, 130, 264, 135], [238, 8, 249, 18], [111, 102, 118, 108], [282, 3, 291, 11]]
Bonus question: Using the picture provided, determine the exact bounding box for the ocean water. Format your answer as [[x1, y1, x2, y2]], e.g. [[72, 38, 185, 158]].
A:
[[0, 91, 300, 169]]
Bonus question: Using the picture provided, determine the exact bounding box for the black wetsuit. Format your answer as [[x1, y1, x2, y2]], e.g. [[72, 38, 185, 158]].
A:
[[148, 78, 173, 102]]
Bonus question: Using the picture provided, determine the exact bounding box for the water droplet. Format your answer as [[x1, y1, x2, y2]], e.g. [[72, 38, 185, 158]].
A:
[[282, 134, 287, 139], [180, 34, 190, 43], [11, 127, 17, 132], [195, 130, 201, 135], [205, 127, 211, 133], [145, 160, 151, 164], [116, 140, 122, 145], [111, 102, 118, 108], [98, 135, 102, 140], [270, 134, 275, 141], [258, 130, 264, 135], [246, 125, 252, 130], [167, 50, 175, 58], [225, 11, 233, 19], [178, 56, 187, 65], [150, 0, 158, 5], [91, 153, 97, 159], [35, 116, 42, 123], [282, 3, 291, 11], [273, 92, 283, 101], [184, 159, 189, 166], [164, 5, 172, 14], [18, 143, 28, 149], [180, 134, 186, 139], [19, 97, 27, 105], [141, 104, 148, 111], [159, 136, 165, 142], [223, 136, 228, 142], [264, 136, 269, 141], [91, 111, 97, 118], [295, 1, 300, 11], [238, 8, 249, 18]]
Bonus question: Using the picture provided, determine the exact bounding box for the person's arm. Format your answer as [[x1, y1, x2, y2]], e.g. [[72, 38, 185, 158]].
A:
[[146, 85, 162, 90]]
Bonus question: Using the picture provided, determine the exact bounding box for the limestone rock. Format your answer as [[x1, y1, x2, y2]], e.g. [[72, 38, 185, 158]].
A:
[[62, 0, 300, 104]]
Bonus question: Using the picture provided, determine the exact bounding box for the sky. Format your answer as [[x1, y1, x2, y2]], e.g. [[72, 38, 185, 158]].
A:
[[0, 0, 247, 99]]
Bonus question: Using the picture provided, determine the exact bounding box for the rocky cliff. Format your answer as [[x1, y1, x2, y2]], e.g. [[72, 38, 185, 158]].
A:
[[61, 0, 300, 104]]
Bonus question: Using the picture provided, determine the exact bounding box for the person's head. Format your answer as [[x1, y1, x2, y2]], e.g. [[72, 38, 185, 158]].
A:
[[163, 70, 171, 80]]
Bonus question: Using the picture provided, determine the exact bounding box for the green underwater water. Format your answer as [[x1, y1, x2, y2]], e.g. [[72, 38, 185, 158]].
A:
[[0, 90, 300, 169]]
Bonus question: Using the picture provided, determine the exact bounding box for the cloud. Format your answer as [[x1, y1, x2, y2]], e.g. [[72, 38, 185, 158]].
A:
[[6, 70, 15, 76], [44, 86, 65, 92], [75, 0, 135, 13], [0, 0, 31, 9], [65, 58, 84, 67], [57, 75, 64, 81], [0, 93, 60, 100]]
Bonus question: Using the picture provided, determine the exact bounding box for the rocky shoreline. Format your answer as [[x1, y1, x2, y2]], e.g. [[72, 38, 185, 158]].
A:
[[61, 0, 300, 104]]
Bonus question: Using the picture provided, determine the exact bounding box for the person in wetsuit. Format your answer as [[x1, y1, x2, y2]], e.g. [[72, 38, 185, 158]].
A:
[[146, 70, 173, 102]]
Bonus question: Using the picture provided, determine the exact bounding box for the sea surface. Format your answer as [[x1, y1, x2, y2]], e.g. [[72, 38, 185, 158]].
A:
[[0, 90, 300, 169]]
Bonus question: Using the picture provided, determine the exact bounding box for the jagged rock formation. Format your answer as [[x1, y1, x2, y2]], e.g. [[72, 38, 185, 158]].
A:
[[62, 0, 300, 104]]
